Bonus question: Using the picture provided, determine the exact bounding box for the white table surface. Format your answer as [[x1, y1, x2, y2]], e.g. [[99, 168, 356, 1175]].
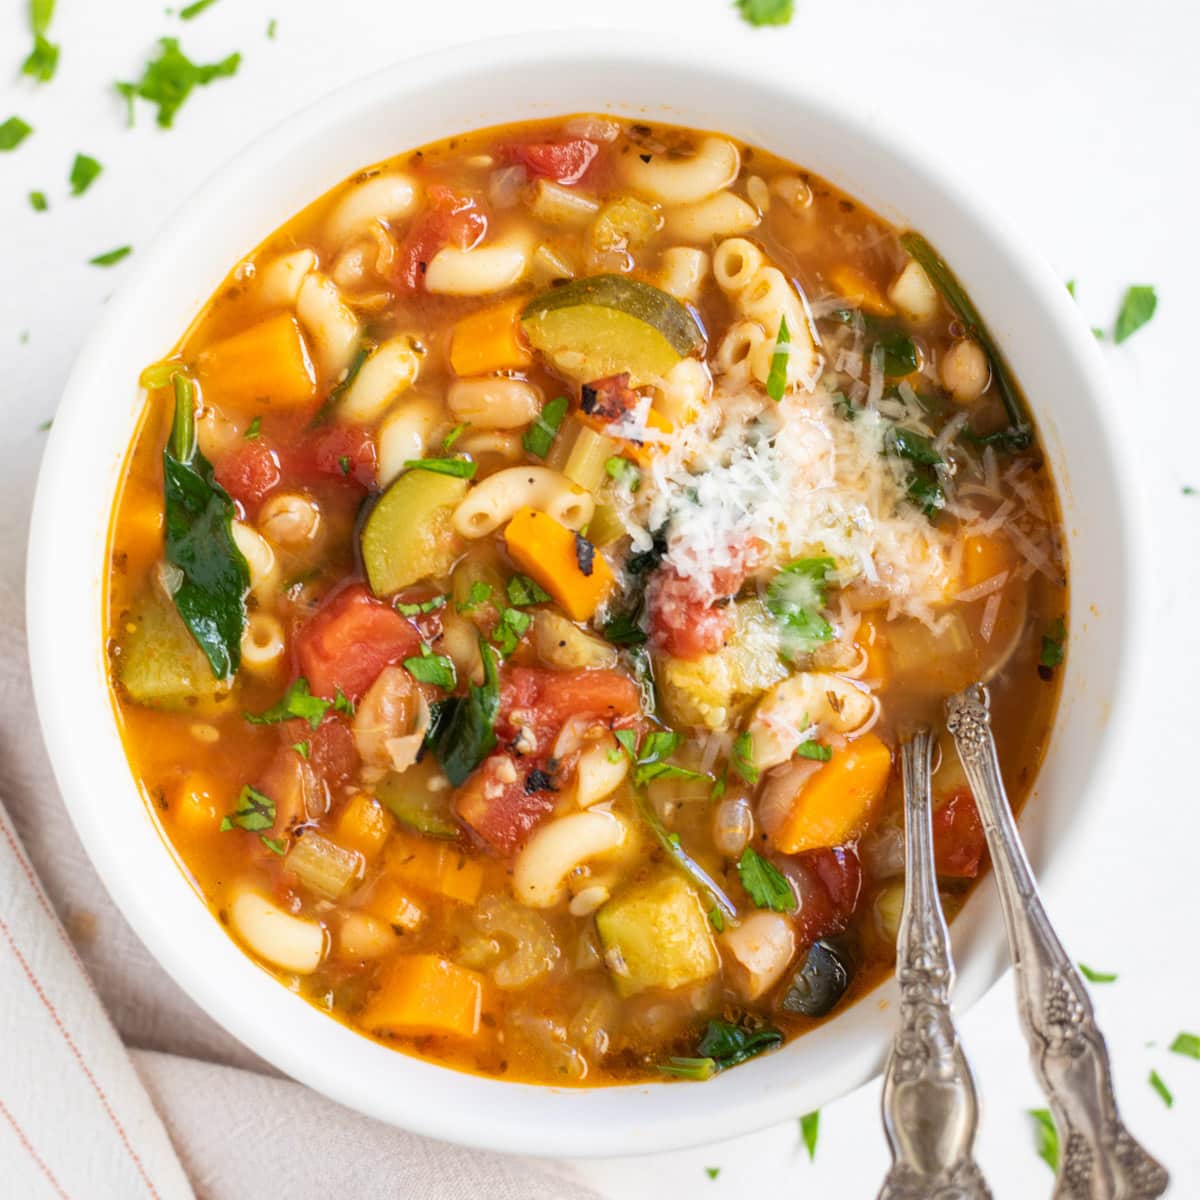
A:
[[2, 1, 1197, 1195]]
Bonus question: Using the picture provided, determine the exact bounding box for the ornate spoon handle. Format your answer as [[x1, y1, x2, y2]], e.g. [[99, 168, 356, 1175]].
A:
[[879, 729, 991, 1199], [946, 685, 1169, 1200]]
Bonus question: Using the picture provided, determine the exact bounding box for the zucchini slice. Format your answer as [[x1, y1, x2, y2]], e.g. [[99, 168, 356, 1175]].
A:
[[521, 274, 704, 385], [360, 469, 468, 597]]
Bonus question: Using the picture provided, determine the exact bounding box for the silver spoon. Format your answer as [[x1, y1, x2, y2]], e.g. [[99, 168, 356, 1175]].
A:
[[879, 728, 992, 1199], [946, 683, 1169, 1199]]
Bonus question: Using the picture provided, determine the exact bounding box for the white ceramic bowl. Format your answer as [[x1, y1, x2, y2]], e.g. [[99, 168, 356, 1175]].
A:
[[27, 32, 1142, 1158]]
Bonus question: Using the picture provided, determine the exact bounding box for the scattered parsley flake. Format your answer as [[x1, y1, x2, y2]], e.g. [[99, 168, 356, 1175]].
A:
[[404, 456, 476, 479], [707, 907, 725, 933], [332, 689, 354, 716], [442, 422, 469, 450], [291, 740, 309, 759], [1039, 616, 1066, 672], [765, 557, 835, 656], [736, 0, 794, 27], [795, 740, 832, 762], [396, 594, 447, 617], [1148, 1069, 1173, 1108], [1065, 279, 1077, 298], [522, 395, 568, 458], [69, 153, 103, 196], [492, 606, 532, 657], [404, 646, 457, 690], [219, 784, 275, 833], [244, 677, 333, 730], [615, 729, 638, 759], [1183, 486, 1197, 497], [457, 580, 492, 612], [766, 315, 790, 401], [1077, 963, 1117, 983], [1114, 285, 1157, 344], [0, 116, 34, 151], [506, 574, 551, 607], [37, 417, 53, 432], [260, 835, 287, 856], [179, 0, 220, 18], [29, 191, 48, 212], [704, 1167, 720, 1180], [605, 455, 640, 491], [799, 1110, 819, 1161], [1169, 1032, 1200, 1060], [731, 730, 758, 785], [737, 848, 797, 912], [243, 416, 262, 440], [23, 4, 59, 85], [338, 454, 351, 476], [266, 18, 277, 38], [89, 245, 132, 267], [1029, 1108, 1058, 1172], [117, 37, 241, 129]]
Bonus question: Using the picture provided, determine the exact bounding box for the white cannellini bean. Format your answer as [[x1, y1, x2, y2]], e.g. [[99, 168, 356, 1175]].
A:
[[337, 912, 398, 960], [571, 738, 629, 809], [376, 395, 441, 487], [296, 273, 361, 380], [257, 249, 317, 309], [447, 377, 541, 429], [231, 521, 278, 597], [888, 259, 940, 324], [621, 135, 740, 205], [337, 336, 423, 424], [452, 466, 593, 538], [665, 191, 760, 242], [240, 612, 286, 674], [655, 356, 712, 426], [749, 672, 874, 770], [230, 889, 327, 974], [511, 810, 628, 908], [324, 172, 417, 246], [941, 338, 990, 405], [424, 232, 532, 296], [721, 911, 796, 1001], [257, 491, 320, 548]]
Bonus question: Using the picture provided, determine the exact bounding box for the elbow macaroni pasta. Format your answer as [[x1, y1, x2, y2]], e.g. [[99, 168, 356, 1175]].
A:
[[338, 336, 423, 424], [447, 378, 541, 429], [296, 273, 361, 379], [621, 135, 740, 204], [452, 467, 593, 538], [324, 172, 417, 246], [425, 232, 532, 296]]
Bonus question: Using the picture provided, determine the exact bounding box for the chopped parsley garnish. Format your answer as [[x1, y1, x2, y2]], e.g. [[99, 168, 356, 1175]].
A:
[[89, 245, 132, 267], [396, 594, 446, 617], [731, 730, 758, 785], [220, 784, 274, 832], [659, 1018, 783, 1079], [116, 37, 241, 129], [0, 116, 34, 151], [1113, 285, 1157, 344], [243, 416, 262, 439], [1038, 616, 1066, 679], [260, 835, 287, 856], [1029, 1108, 1058, 1172], [704, 1167, 720, 1181], [22, 2, 58, 83], [1148, 1069, 1173, 1108], [1169, 1032, 1200, 1059], [709, 772, 727, 801], [766, 315, 790, 401], [605, 455, 640, 491], [630, 730, 704, 787], [795, 740, 832, 762], [492, 607, 532, 656], [338, 454, 351, 476], [442, 422, 469, 450], [180, 0, 220, 18], [37, 417, 52, 431], [266, 17, 277, 38], [658, 1057, 716, 1081], [906, 471, 945, 520], [765, 556, 835, 656], [457, 580, 492, 612], [799, 1110, 820, 1161], [29, 191, 48, 212], [1065, 279, 1077, 298], [332, 689, 354, 717], [403, 645, 457, 690], [1077, 963, 1117, 983], [69, 153, 102, 195], [735, 0, 794, 27], [737, 848, 797, 912], [507, 574, 551, 607], [1183, 486, 1197, 497], [707, 907, 726, 932], [404, 456, 477, 479], [614, 729, 639, 759], [523, 395, 569, 458], [244, 677, 336, 730], [291, 740, 309, 759]]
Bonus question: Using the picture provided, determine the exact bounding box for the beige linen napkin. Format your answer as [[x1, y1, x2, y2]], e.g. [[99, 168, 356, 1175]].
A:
[[1, 579, 595, 1199]]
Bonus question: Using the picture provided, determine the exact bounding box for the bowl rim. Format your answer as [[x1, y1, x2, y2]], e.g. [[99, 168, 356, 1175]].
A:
[[25, 29, 1146, 1158]]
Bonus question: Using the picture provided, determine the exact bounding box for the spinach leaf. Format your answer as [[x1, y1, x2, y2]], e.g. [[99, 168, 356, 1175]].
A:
[[906, 469, 945, 520], [429, 639, 499, 786], [878, 331, 918, 377], [162, 371, 248, 678], [885, 426, 942, 467], [696, 1017, 784, 1068]]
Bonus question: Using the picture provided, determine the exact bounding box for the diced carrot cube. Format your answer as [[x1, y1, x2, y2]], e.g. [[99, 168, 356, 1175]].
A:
[[960, 533, 1017, 590], [172, 771, 221, 833], [576, 406, 674, 468], [360, 876, 425, 932], [334, 794, 392, 861], [359, 953, 485, 1039], [503, 506, 615, 622], [448, 297, 532, 376], [196, 313, 317, 410], [385, 832, 484, 904], [771, 732, 893, 854], [854, 616, 890, 688], [828, 265, 894, 317]]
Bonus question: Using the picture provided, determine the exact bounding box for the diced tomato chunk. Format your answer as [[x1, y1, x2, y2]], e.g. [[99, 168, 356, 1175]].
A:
[[933, 790, 987, 878], [283, 715, 358, 786], [455, 753, 557, 854], [294, 583, 422, 700], [502, 138, 599, 185], [394, 185, 487, 292], [787, 845, 863, 948], [647, 570, 733, 660], [213, 439, 281, 513], [281, 422, 377, 490], [498, 666, 642, 747]]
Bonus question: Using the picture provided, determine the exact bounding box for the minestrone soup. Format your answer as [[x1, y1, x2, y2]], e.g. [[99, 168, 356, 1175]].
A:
[[106, 116, 1066, 1085]]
